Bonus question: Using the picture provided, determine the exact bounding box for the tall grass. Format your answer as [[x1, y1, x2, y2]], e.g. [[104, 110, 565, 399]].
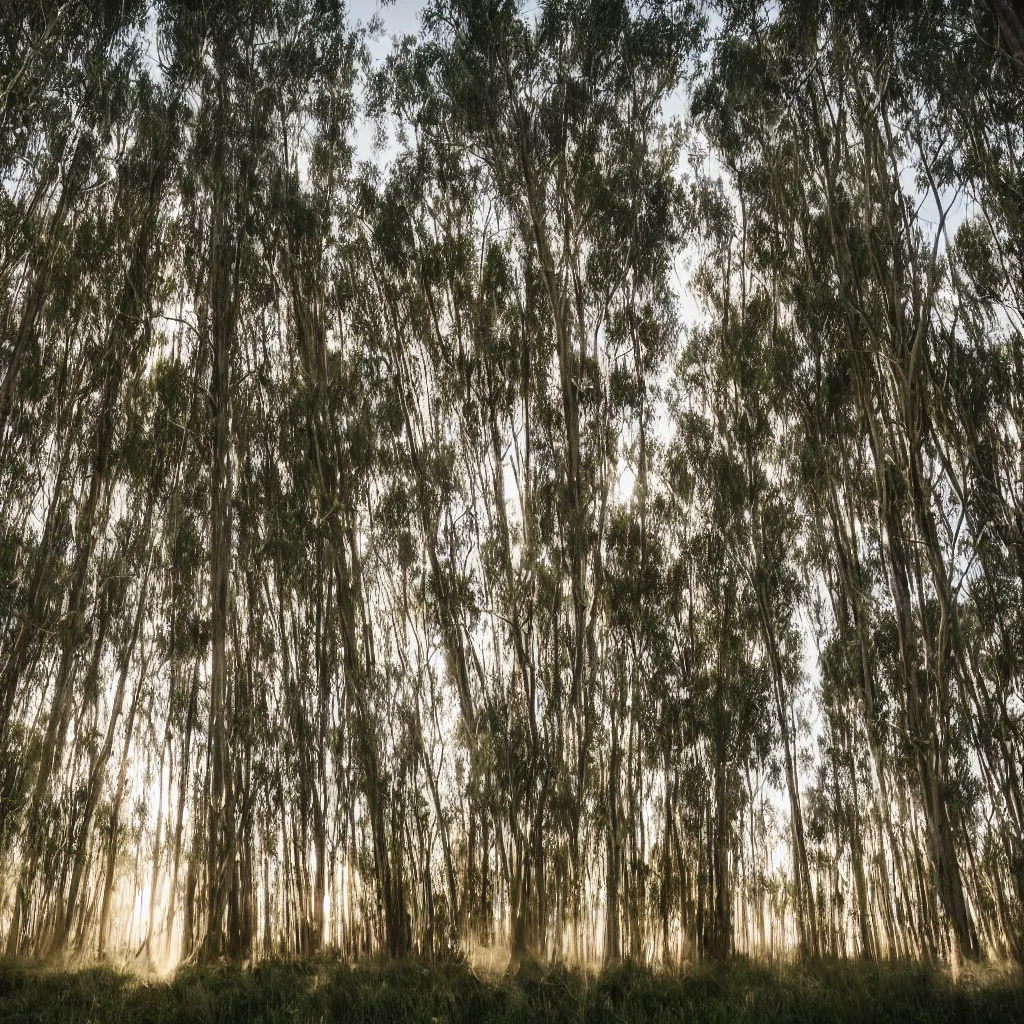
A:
[[1, 956, 1020, 1023]]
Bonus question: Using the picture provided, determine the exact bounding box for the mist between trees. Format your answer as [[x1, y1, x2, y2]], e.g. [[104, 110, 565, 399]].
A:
[[0, 0, 1021, 971]]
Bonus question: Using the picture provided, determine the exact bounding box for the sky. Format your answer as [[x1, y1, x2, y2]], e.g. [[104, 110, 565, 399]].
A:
[[348, 1, 426, 164], [353, 0, 426, 60]]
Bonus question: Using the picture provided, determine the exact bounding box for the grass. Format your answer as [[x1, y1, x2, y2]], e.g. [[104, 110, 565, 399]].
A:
[[0, 955, 1021, 1024]]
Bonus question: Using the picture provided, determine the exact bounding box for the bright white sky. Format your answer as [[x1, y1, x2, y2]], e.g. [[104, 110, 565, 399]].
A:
[[352, 0, 425, 53], [349, 1, 425, 164]]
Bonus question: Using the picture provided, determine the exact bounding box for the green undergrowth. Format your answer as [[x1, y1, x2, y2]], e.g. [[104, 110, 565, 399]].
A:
[[0, 955, 1020, 1024]]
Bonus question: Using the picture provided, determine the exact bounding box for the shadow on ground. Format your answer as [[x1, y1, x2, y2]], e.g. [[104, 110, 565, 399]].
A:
[[0, 956, 1021, 1023]]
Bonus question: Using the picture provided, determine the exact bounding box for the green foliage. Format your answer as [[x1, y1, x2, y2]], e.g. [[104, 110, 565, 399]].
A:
[[1, 958, 1021, 1024], [1, 0, 1022, 971]]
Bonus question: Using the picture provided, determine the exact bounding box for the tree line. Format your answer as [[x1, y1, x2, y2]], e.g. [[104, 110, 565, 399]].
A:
[[0, 0, 1021, 967]]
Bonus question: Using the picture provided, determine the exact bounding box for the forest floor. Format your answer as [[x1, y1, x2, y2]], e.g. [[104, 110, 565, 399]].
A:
[[0, 954, 1021, 1024]]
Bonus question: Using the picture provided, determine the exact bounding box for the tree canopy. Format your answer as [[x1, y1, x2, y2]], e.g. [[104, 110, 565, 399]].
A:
[[0, 0, 1021, 967]]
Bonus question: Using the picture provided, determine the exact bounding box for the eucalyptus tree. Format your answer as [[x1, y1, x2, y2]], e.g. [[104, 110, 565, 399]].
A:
[[1, 8, 174, 955], [0, 0, 153, 782], [382, 0, 695, 956], [692, 0, 1024, 959], [152, 0, 347, 960], [2, 0, 1023, 967], [908, 0, 1024, 953], [677, 152, 822, 955]]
